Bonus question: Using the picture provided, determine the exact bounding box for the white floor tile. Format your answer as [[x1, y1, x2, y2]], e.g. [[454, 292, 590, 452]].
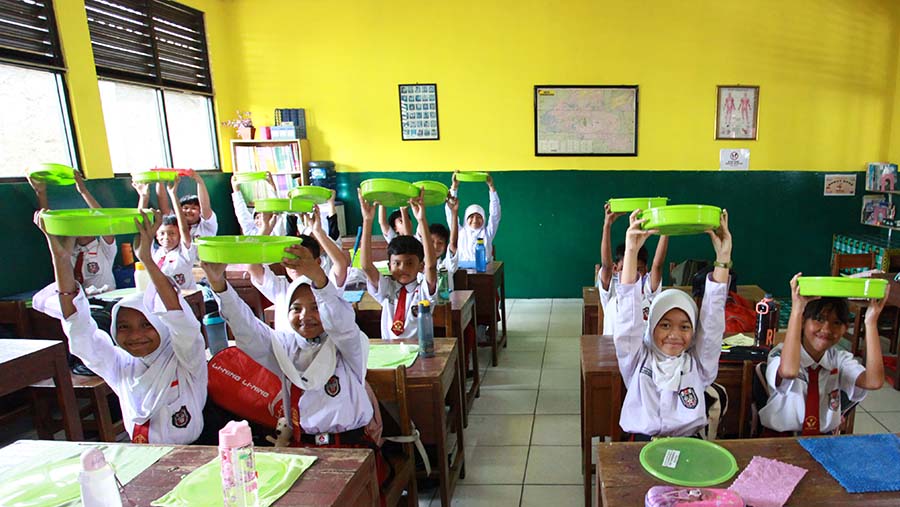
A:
[[548, 322, 584, 337], [540, 368, 582, 390], [470, 390, 538, 415], [465, 414, 534, 446], [542, 348, 580, 369], [536, 389, 580, 414], [458, 446, 529, 484], [505, 335, 547, 352], [496, 351, 544, 369], [524, 446, 583, 484], [430, 484, 521, 506], [545, 336, 582, 351], [531, 415, 582, 446], [482, 368, 542, 390], [860, 386, 900, 412], [852, 411, 890, 434], [521, 485, 585, 507], [870, 411, 900, 432]]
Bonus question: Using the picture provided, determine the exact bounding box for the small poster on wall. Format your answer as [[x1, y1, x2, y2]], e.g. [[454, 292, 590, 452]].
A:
[[719, 148, 750, 170], [399, 83, 439, 141], [823, 174, 856, 196], [716, 85, 759, 140]]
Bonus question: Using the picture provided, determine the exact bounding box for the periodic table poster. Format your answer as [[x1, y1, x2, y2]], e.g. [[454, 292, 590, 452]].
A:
[[399, 83, 439, 141]]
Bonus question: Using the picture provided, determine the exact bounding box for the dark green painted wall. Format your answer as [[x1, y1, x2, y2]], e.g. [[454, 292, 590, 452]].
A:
[[0, 170, 871, 299]]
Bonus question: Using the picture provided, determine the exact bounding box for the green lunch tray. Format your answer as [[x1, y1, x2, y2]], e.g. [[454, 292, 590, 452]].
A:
[[413, 180, 449, 207], [455, 171, 488, 182], [132, 170, 178, 183], [289, 185, 333, 204], [234, 171, 268, 183], [608, 197, 669, 213], [798, 276, 888, 299], [639, 437, 738, 487], [360, 178, 419, 207], [641, 204, 721, 236], [27, 163, 76, 186], [253, 197, 314, 213], [41, 208, 153, 237], [196, 235, 302, 264]]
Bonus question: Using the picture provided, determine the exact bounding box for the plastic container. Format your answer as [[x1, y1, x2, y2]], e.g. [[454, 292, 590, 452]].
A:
[[475, 239, 487, 273], [132, 170, 177, 183], [27, 163, 76, 186], [417, 300, 435, 357], [412, 180, 450, 207], [41, 208, 151, 237], [644, 486, 744, 507], [755, 293, 779, 348], [455, 171, 489, 183], [436, 268, 450, 302], [608, 197, 669, 213], [196, 236, 302, 264], [253, 197, 314, 213], [234, 171, 268, 183], [359, 178, 419, 207], [797, 276, 888, 299], [79, 447, 123, 507], [219, 420, 260, 507], [204, 312, 229, 356], [640, 205, 722, 236], [288, 185, 332, 204], [639, 437, 738, 487], [133, 262, 150, 292]]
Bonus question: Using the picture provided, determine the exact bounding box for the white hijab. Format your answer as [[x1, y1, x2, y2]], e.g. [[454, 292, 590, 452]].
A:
[[644, 289, 698, 391], [464, 204, 485, 235], [270, 276, 337, 391]]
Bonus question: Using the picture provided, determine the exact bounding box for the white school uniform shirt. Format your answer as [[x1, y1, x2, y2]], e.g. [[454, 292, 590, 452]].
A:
[[253, 265, 345, 333], [598, 269, 660, 335], [368, 274, 433, 339], [615, 278, 726, 437], [216, 282, 373, 434], [446, 189, 501, 263], [33, 283, 206, 444], [759, 344, 867, 434], [189, 212, 218, 241], [71, 237, 117, 292], [417, 251, 458, 291], [231, 191, 285, 236], [152, 241, 197, 291], [382, 227, 398, 244]]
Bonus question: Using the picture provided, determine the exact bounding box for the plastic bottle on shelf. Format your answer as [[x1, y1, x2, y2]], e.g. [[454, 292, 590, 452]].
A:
[[417, 300, 435, 358], [134, 262, 151, 292], [78, 447, 123, 507], [219, 420, 260, 507], [475, 239, 487, 273]]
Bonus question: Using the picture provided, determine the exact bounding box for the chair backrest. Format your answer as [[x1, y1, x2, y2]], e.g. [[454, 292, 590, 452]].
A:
[[365, 365, 416, 506], [0, 300, 32, 337], [831, 251, 876, 276]]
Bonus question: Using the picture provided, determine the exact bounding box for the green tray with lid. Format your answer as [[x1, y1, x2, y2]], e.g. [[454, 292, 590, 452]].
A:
[[234, 171, 268, 183], [360, 178, 419, 207], [641, 204, 721, 236], [798, 276, 888, 299], [413, 180, 449, 207], [27, 163, 76, 186], [132, 170, 178, 183], [196, 236, 303, 264], [608, 197, 669, 213], [41, 208, 153, 237], [288, 185, 333, 204], [455, 171, 489, 182], [639, 437, 738, 487], [253, 197, 314, 213]]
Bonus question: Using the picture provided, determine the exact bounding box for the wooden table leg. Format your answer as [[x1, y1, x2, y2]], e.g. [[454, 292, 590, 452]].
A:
[[499, 267, 507, 348], [93, 386, 118, 442], [51, 346, 84, 441], [581, 371, 592, 507]]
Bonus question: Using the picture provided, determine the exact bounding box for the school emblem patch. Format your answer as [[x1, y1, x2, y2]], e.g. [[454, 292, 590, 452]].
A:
[[174, 273, 185, 286], [829, 389, 840, 411], [324, 375, 341, 398], [678, 387, 699, 409], [171, 405, 191, 428], [643, 307, 650, 321], [87, 261, 100, 274]]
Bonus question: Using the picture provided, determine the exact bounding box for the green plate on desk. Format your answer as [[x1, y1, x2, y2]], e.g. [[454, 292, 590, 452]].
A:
[[360, 178, 418, 207], [641, 205, 721, 236], [27, 163, 76, 186], [288, 185, 332, 204], [413, 180, 449, 207], [254, 197, 314, 213], [639, 437, 738, 487], [798, 276, 888, 298], [234, 171, 268, 183], [197, 236, 302, 264], [132, 170, 177, 183], [455, 171, 488, 182], [41, 208, 152, 237], [608, 197, 669, 213]]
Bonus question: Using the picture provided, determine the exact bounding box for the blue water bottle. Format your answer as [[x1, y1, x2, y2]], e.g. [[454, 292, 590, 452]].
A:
[[417, 300, 435, 357], [203, 312, 229, 356], [475, 238, 487, 273]]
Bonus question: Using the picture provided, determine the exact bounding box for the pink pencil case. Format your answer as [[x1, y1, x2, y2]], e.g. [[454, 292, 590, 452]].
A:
[[645, 486, 744, 507]]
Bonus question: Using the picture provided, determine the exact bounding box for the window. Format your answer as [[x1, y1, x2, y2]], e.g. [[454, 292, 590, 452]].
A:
[[0, 0, 77, 178], [86, 0, 218, 172]]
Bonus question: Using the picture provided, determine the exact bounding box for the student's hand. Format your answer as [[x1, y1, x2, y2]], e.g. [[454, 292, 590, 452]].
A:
[[603, 202, 625, 226], [34, 209, 76, 257], [447, 193, 459, 214], [865, 284, 891, 326], [165, 175, 180, 196], [133, 209, 162, 265], [185, 169, 201, 183], [357, 188, 376, 222], [409, 187, 426, 222], [486, 173, 495, 192], [789, 272, 819, 309], [325, 189, 336, 214], [73, 169, 88, 193], [451, 170, 460, 190], [282, 244, 326, 286], [309, 204, 324, 234], [131, 180, 150, 199], [707, 209, 732, 263], [27, 174, 46, 195], [201, 261, 228, 292], [230, 175, 241, 193], [260, 212, 277, 236], [624, 209, 657, 251], [265, 172, 276, 191]]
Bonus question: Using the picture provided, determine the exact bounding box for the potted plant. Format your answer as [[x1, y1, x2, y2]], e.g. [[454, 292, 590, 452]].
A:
[[222, 111, 255, 140]]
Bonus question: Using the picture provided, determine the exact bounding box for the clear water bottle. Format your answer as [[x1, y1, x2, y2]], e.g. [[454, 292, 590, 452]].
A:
[[436, 268, 450, 303], [219, 420, 260, 507], [475, 239, 487, 273], [79, 448, 123, 507], [134, 262, 151, 292], [204, 311, 229, 356], [417, 300, 435, 357], [755, 293, 780, 348]]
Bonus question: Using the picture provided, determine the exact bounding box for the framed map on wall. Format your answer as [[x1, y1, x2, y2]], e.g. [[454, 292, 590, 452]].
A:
[[534, 85, 638, 156]]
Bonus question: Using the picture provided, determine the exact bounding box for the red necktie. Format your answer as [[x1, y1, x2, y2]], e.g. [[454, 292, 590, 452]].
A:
[[73, 251, 85, 285], [132, 422, 150, 444], [802, 366, 821, 435], [156, 254, 166, 269], [391, 287, 407, 336]]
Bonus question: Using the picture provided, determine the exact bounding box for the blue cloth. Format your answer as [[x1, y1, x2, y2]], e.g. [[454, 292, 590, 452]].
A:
[[798, 433, 900, 493], [341, 290, 365, 303]]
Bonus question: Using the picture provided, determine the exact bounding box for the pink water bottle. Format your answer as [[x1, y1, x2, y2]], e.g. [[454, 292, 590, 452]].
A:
[[219, 420, 260, 507]]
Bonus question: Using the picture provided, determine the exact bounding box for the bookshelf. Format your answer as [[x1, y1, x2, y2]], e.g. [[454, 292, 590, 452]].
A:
[[231, 139, 311, 185], [861, 162, 900, 243]]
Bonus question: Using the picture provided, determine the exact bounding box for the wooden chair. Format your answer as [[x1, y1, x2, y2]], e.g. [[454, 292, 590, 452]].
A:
[[366, 366, 418, 507], [831, 252, 900, 357], [830, 251, 877, 276], [30, 374, 125, 442]]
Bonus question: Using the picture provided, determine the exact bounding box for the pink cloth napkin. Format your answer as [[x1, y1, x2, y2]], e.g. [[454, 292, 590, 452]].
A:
[[729, 456, 807, 507]]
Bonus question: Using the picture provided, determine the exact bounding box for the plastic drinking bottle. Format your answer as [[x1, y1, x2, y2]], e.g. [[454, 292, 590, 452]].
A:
[[436, 268, 450, 302], [417, 300, 435, 357], [133, 262, 151, 292], [755, 293, 779, 347], [475, 239, 487, 273], [204, 311, 229, 356], [79, 448, 123, 507], [219, 420, 260, 507]]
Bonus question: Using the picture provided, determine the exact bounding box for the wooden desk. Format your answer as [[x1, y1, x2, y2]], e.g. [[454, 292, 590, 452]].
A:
[[0, 339, 83, 440], [341, 235, 388, 262], [582, 286, 601, 335], [454, 261, 507, 366], [369, 338, 465, 507], [597, 436, 900, 507]]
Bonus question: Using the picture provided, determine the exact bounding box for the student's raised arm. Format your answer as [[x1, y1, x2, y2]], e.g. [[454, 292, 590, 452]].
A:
[[600, 202, 624, 290], [231, 175, 258, 235], [445, 171, 461, 230], [649, 235, 669, 292], [34, 211, 78, 318], [485, 173, 501, 237], [132, 180, 150, 210], [27, 174, 49, 210], [410, 189, 437, 292], [133, 210, 179, 311], [706, 209, 732, 285], [74, 170, 115, 245], [188, 170, 214, 220], [447, 194, 459, 255], [166, 177, 192, 249], [613, 211, 656, 382], [156, 182, 172, 215], [779, 273, 815, 380], [358, 189, 380, 286], [310, 205, 348, 287], [620, 209, 656, 285], [858, 289, 888, 389], [377, 204, 391, 240], [398, 206, 412, 236]]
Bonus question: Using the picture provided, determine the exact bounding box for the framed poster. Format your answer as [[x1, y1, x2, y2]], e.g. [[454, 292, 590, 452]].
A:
[[399, 83, 439, 141], [716, 85, 759, 140], [534, 85, 638, 156]]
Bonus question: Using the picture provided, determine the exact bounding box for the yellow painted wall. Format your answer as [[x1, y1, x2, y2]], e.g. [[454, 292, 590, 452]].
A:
[[223, 0, 900, 172]]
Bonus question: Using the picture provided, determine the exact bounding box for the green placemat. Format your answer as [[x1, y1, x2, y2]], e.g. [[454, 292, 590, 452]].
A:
[[0, 442, 172, 507], [368, 343, 419, 369], [151, 453, 316, 507]]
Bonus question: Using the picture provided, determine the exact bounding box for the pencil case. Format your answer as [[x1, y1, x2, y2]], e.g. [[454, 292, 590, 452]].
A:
[[645, 486, 744, 507]]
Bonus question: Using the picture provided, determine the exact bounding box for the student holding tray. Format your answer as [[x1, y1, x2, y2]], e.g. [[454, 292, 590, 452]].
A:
[[446, 170, 501, 263]]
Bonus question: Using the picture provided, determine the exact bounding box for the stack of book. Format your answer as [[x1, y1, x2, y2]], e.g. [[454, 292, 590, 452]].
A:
[[234, 144, 301, 173]]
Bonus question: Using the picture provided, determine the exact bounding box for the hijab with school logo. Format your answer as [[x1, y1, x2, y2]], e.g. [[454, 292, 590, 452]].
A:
[[644, 289, 698, 392]]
